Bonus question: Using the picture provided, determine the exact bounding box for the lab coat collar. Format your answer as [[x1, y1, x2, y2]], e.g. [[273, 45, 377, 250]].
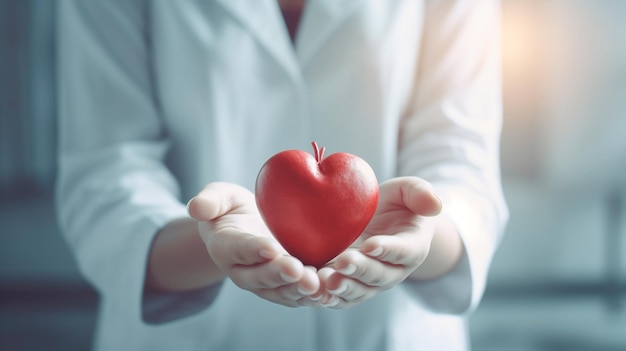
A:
[[213, 0, 361, 78]]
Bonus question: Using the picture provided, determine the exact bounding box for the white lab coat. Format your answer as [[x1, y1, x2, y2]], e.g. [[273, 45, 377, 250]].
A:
[[56, 0, 507, 350]]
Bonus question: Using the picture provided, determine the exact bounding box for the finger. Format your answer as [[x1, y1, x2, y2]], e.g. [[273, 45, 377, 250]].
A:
[[325, 273, 380, 307], [257, 266, 320, 302], [254, 291, 302, 308], [360, 234, 430, 267], [316, 266, 337, 305], [206, 230, 282, 266], [187, 182, 253, 221], [229, 255, 304, 290], [257, 284, 304, 303], [255, 293, 318, 308], [332, 249, 406, 287], [297, 266, 321, 296], [379, 177, 442, 216]]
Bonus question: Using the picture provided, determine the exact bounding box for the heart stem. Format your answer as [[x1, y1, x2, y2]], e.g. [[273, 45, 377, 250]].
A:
[[311, 141, 326, 164]]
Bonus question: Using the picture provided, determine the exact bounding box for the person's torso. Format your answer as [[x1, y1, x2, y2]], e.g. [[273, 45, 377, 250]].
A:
[[96, 2, 470, 350], [147, 0, 425, 198]]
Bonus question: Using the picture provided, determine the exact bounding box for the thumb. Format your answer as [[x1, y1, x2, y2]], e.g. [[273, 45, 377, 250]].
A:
[[381, 177, 442, 217], [187, 182, 254, 221]]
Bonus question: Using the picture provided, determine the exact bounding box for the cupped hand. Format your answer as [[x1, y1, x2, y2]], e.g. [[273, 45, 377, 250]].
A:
[[187, 182, 321, 307], [319, 177, 442, 309]]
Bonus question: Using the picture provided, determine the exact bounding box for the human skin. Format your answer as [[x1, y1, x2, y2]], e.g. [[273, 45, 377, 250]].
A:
[[145, 177, 463, 308]]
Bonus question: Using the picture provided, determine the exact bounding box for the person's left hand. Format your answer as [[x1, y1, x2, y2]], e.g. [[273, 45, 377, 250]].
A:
[[318, 177, 442, 308]]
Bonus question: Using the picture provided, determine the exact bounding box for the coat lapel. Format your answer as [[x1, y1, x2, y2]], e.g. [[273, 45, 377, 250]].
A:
[[212, 0, 362, 76], [212, 0, 300, 79]]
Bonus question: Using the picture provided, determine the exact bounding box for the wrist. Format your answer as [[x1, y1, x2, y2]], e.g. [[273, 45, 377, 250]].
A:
[[145, 217, 225, 292], [408, 214, 463, 281]]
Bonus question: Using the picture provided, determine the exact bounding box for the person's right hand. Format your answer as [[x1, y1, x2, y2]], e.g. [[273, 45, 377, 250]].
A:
[[187, 182, 320, 307]]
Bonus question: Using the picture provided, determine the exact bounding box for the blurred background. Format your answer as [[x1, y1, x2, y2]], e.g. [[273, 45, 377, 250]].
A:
[[1, 0, 625, 350]]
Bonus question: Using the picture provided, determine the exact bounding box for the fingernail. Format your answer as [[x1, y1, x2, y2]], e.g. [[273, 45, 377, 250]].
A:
[[338, 263, 356, 275], [366, 247, 383, 257], [186, 197, 195, 215], [259, 248, 275, 259], [321, 294, 334, 305], [309, 294, 322, 302], [280, 272, 298, 283], [322, 297, 340, 308], [327, 282, 347, 295], [434, 192, 442, 206], [297, 285, 315, 296], [428, 190, 443, 215]]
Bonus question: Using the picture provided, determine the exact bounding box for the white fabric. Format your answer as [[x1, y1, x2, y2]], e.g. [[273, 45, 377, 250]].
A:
[[56, 0, 508, 350]]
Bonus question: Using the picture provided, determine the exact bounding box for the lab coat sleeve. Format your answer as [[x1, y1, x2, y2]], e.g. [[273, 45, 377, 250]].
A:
[[56, 0, 218, 325], [398, 0, 509, 315]]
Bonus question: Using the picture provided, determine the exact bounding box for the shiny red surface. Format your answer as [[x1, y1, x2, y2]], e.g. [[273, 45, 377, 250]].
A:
[[255, 143, 379, 268]]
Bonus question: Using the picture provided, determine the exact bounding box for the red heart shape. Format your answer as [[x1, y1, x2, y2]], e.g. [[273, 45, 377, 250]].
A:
[[255, 142, 379, 268]]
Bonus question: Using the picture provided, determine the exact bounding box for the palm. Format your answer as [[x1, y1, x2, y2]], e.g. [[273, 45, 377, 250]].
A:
[[363, 204, 421, 239], [190, 182, 320, 307], [354, 177, 440, 246], [210, 200, 273, 240]]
